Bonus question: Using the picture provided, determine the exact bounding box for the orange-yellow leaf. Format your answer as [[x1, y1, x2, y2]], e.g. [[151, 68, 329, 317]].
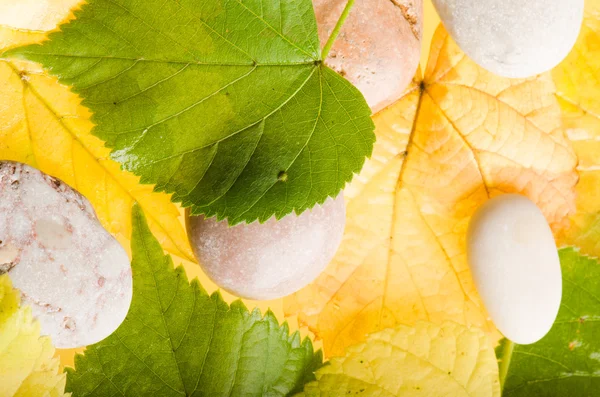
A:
[[0, 0, 194, 263], [285, 25, 578, 357], [554, 0, 600, 256]]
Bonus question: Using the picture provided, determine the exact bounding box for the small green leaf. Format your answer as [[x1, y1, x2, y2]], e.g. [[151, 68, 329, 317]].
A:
[[499, 248, 600, 396], [5, 0, 375, 224], [65, 204, 322, 396]]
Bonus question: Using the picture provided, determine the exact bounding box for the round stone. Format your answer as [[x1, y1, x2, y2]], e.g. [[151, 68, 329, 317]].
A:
[[432, 0, 584, 78], [187, 195, 346, 300]]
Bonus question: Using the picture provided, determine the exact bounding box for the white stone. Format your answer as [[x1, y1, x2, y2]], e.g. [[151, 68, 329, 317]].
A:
[[432, 0, 584, 78], [467, 194, 562, 344], [187, 195, 346, 300], [0, 162, 132, 348]]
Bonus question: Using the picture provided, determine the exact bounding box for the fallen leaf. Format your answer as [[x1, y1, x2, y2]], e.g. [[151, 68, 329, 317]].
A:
[[285, 25, 578, 357], [499, 248, 600, 396], [66, 205, 322, 396], [0, 274, 69, 397], [299, 321, 500, 397], [554, 0, 600, 256], [0, 0, 194, 262]]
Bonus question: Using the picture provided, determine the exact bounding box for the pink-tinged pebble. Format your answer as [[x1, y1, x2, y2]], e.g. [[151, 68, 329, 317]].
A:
[[0, 162, 132, 348], [187, 195, 346, 300], [314, 0, 422, 113]]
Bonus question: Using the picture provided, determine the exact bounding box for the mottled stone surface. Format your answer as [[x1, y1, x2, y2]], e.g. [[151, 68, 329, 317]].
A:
[[314, 0, 422, 113], [187, 195, 346, 300], [0, 162, 132, 348], [432, 0, 584, 78]]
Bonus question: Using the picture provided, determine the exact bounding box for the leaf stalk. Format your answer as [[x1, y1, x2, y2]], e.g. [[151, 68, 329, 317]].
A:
[[499, 339, 515, 391], [321, 0, 356, 59]]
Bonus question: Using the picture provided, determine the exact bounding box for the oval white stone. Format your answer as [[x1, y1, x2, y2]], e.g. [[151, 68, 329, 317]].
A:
[[432, 0, 584, 78], [187, 195, 346, 301], [467, 194, 562, 344]]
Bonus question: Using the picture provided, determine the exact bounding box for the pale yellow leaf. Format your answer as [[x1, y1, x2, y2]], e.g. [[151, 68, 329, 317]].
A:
[[553, 0, 600, 257], [298, 322, 500, 397], [0, 274, 69, 397], [285, 25, 578, 357]]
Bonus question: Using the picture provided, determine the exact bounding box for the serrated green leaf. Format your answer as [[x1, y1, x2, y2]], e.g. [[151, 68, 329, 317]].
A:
[[4, 0, 375, 224], [65, 204, 322, 396], [499, 248, 600, 396]]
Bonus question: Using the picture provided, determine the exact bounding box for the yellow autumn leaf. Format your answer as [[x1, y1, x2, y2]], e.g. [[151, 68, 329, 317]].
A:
[[0, 0, 80, 50], [298, 321, 500, 397], [285, 25, 579, 357], [554, 0, 600, 257], [0, 274, 69, 397], [0, 0, 194, 263]]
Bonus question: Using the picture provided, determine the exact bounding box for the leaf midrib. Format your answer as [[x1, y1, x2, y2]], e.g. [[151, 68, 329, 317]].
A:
[[231, 0, 318, 59], [6, 52, 318, 67], [135, 214, 187, 395], [228, 66, 324, 220]]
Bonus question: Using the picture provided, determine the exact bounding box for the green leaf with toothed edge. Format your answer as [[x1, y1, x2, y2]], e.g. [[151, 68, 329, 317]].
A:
[[64, 204, 322, 396], [498, 248, 600, 396], [3, 0, 374, 225]]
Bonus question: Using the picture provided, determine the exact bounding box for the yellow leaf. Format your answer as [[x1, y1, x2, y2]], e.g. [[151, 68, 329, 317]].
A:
[[0, 0, 194, 263], [0, 274, 69, 397], [285, 25, 578, 357], [0, 0, 80, 51], [298, 322, 500, 397], [553, 0, 600, 256]]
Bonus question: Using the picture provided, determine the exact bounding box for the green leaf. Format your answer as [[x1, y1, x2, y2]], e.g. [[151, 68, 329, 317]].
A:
[[499, 248, 600, 396], [4, 0, 375, 224], [65, 204, 322, 396]]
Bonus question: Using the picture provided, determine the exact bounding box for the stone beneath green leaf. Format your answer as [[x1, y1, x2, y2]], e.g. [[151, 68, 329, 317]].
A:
[[65, 205, 322, 396], [187, 195, 346, 300], [499, 248, 600, 396], [4, 0, 375, 225]]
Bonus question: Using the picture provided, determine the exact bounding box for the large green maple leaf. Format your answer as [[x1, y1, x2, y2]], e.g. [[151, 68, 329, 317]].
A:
[[498, 248, 600, 396], [64, 205, 322, 396], [4, 0, 374, 224]]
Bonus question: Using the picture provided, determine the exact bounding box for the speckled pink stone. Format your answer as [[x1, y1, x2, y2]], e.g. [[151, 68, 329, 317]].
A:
[[187, 195, 346, 300], [0, 162, 132, 348], [314, 0, 422, 113]]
